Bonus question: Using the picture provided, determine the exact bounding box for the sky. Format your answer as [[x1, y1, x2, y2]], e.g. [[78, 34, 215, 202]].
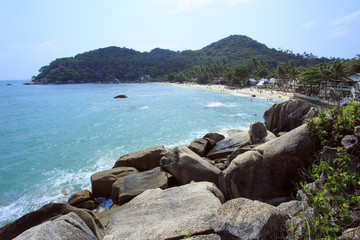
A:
[[0, 0, 360, 80]]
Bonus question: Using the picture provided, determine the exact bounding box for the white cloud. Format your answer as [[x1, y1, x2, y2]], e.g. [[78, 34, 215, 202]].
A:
[[300, 19, 317, 30], [331, 9, 360, 36], [333, 9, 360, 26]]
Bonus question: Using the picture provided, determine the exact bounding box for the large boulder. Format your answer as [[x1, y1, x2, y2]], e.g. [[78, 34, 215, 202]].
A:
[[0, 203, 105, 240], [248, 121, 267, 144], [248, 121, 277, 145], [105, 182, 224, 240], [13, 212, 98, 240], [219, 124, 319, 203], [214, 198, 289, 240], [160, 146, 221, 186], [188, 138, 212, 157], [91, 167, 139, 198], [203, 132, 225, 148], [263, 100, 317, 134], [207, 132, 250, 159], [68, 189, 98, 210], [113, 146, 167, 171], [111, 167, 168, 205]]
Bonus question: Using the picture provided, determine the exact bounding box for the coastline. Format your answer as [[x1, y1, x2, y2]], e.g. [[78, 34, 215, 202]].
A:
[[159, 82, 293, 101]]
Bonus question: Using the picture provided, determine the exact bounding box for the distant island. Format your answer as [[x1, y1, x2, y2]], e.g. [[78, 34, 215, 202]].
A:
[[30, 35, 333, 85]]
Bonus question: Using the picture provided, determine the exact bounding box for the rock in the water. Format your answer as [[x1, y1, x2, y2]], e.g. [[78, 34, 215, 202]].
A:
[[91, 167, 139, 198], [0, 203, 105, 240], [188, 138, 212, 157], [160, 146, 221, 186], [219, 124, 319, 202], [263, 100, 317, 134], [207, 131, 250, 160], [214, 198, 289, 240], [113, 146, 167, 171], [113, 94, 127, 98], [111, 167, 168, 205], [13, 212, 98, 240], [105, 182, 224, 240], [68, 189, 98, 210]]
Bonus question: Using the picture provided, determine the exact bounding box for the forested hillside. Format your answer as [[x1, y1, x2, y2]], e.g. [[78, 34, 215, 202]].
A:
[[32, 35, 332, 84]]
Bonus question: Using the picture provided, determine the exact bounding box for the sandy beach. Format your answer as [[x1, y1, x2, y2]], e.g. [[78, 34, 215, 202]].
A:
[[161, 82, 293, 101]]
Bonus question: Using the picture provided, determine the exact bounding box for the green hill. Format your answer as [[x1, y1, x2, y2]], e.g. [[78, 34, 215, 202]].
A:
[[32, 35, 331, 84]]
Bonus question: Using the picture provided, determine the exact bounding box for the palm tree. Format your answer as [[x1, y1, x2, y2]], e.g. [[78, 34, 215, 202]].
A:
[[276, 63, 288, 87], [319, 64, 332, 100], [287, 66, 299, 91], [329, 60, 349, 105]]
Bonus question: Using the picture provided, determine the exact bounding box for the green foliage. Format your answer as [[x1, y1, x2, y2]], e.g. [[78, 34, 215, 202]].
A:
[[291, 103, 360, 239], [183, 228, 194, 239], [299, 149, 360, 239], [307, 102, 360, 147], [32, 35, 332, 84], [224, 65, 249, 86]]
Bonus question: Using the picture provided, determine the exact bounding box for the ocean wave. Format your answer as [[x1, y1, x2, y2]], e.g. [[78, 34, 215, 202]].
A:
[[139, 106, 149, 110], [204, 102, 236, 108]]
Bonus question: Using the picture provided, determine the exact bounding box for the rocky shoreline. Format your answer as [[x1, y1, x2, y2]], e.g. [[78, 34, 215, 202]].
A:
[[1, 99, 359, 239]]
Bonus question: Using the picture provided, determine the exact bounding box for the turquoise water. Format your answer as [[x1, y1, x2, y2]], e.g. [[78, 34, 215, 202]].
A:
[[0, 81, 277, 227]]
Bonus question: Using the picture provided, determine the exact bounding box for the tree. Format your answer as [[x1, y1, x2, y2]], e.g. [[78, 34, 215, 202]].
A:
[[298, 65, 321, 95], [329, 60, 349, 101], [225, 65, 249, 86], [276, 63, 288, 87], [174, 72, 186, 83], [319, 64, 331, 100], [254, 67, 270, 79], [287, 66, 300, 90]]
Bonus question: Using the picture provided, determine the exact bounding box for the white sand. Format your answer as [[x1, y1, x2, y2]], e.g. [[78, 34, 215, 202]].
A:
[[160, 82, 293, 101]]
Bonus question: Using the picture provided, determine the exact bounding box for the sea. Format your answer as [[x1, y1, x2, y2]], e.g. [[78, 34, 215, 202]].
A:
[[0, 80, 278, 227]]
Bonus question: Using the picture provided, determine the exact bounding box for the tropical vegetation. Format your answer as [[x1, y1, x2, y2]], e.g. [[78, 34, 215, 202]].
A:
[[32, 35, 336, 84], [289, 103, 360, 239]]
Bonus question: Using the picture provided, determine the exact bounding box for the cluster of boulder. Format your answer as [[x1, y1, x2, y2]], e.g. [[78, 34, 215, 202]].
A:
[[2, 99, 357, 239]]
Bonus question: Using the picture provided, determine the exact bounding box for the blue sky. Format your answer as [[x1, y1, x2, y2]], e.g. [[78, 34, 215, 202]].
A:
[[0, 0, 359, 80]]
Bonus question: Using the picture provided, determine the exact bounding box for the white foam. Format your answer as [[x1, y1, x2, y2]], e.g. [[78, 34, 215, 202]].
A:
[[205, 102, 225, 108], [139, 106, 149, 110]]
